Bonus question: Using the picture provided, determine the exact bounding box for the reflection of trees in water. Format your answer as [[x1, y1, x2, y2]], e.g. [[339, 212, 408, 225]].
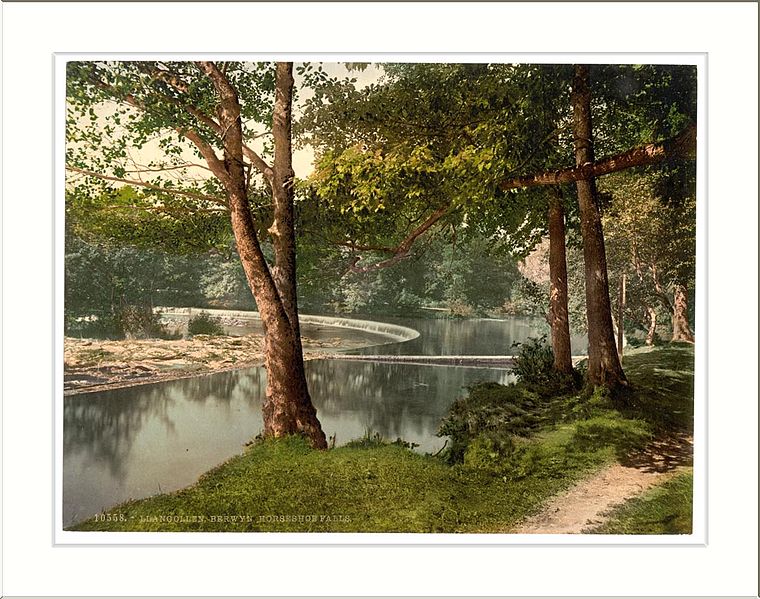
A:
[[165, 369, 263, 407], [366, 316, 551, 356], [63, 369, 267, 480], [306, 361, 510, 443], [64, 386, 177, 480], [64, 352, 511, 481]]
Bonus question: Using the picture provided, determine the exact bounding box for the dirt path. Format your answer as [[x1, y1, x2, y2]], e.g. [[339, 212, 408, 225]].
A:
[[511, 433, 693, 534]]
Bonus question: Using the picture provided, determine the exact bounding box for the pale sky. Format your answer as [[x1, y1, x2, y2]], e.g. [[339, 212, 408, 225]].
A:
[[68, 62, 384, 190], [292, 62, 383, 177]]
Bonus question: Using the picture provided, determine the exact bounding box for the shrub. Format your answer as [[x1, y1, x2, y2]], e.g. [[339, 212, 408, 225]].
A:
[[114, 305, 176, 340], [438, 382, 545, 464], [510, 335, 579, 396], [462, 433, 517, 472], [188, 311, 226, 336]]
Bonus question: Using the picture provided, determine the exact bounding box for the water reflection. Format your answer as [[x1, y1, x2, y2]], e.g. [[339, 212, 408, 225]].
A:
[[63, 360, 512, 526], [63, 315, 567, 526], [353, 315, 587, 356]]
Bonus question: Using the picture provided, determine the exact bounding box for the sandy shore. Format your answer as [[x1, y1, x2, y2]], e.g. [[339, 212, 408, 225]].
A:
[[64, 334, 348, 396]]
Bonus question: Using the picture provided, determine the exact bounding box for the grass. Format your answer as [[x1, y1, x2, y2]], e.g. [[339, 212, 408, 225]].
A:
[[587, 469, 693, 534], [71, 433, 616, 533], [69, 344, 694, 534], [618, 344, 694, 432]]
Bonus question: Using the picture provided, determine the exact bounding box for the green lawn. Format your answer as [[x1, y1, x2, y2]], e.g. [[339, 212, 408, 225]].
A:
[[70, 344, 694, 534]]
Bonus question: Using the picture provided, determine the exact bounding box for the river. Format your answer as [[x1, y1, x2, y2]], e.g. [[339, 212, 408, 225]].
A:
[[63, 314, 584, 527]]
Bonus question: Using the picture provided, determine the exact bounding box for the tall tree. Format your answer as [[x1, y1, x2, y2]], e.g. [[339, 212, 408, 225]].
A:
[[548, 188, 573, 373], [66, 61, 327, 448], [570, 64, 628, 387], [302, 62, 696, 388]]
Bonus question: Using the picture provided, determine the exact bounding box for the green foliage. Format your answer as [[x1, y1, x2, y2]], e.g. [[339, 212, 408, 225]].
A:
[[441, 345, 692, 472], [438, 382, 545, 464], [67, 188, 232, 255], [343, 430, 420, 451], [589, 470, 693, 534], [462, 433, 517, 472], [598, 167, 696, 342], [73, 304, 177, 340], [187, 311, 226, 336], [510, 335, 580, 396], [302, 63, 567, 277], [294, 228, 527, 317], [117, 305, 175, 339]]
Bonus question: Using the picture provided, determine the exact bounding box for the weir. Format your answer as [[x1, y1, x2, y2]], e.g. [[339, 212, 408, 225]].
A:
[[331, 354, 516, 368], [156, 307, 420, 343], [330, 354, 587, 367]]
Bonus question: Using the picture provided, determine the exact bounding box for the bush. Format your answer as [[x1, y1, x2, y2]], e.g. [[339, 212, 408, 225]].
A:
[[188, 311, 226, 336], [438, 382, 545, 464], [462, 433, 517, 472], [510, 335, 579, 396], [116, 305, 174, 339]]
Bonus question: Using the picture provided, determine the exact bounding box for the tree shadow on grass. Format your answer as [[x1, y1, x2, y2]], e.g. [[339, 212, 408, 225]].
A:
[[620, 431, 693, 474]]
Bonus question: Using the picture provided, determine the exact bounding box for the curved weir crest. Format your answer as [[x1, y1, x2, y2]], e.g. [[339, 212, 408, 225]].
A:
[[156, 307, 420, 343]]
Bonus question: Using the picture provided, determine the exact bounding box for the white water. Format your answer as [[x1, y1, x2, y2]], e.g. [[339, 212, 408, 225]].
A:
[[156, 307, 420, 343]]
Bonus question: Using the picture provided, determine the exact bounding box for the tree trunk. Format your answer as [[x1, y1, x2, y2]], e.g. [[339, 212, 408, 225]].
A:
[[617, 273, 626, 358], [270, 63, 302, 341], [645, 305, 657, 346], [228, 191, 327, 449], [571, 65, 628, 388], [548, 190, 573, 374], [671, 284, 695, 343], [198, 61, 327, 449]]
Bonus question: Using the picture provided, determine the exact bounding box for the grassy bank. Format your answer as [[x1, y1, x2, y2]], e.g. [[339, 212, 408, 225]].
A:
[[588, 469, 694, 534], [70, 344, 694, 534]]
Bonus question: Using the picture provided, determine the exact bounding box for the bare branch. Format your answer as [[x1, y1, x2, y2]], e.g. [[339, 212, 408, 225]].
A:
[[91, 204, 227, 214], [120, 162, 213, 174]]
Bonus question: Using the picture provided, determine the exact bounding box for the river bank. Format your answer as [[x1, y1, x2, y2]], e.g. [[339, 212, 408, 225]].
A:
[[69, 344, 695, 534], [64, 334, 351, 396]]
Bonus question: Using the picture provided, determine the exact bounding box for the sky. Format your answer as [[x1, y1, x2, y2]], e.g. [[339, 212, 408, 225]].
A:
[[292, 62, 382, 177], [68, 62, 384, 190]]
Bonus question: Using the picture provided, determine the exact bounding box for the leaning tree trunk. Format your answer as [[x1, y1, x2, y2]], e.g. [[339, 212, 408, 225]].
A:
[[228, 189, 327, 449], [548, 190, 573, 374], [671, 284, 695, 343], [571, 65, 628, 388], [198, 60, 327, 449]]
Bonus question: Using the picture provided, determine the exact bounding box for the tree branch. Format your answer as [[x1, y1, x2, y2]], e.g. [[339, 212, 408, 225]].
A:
[[138, 62, 272, 179], [120, 162, 212, 174], [66, 166, 228, 206], [347, 205, 451, 274], [498, 123, 697, 191]]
